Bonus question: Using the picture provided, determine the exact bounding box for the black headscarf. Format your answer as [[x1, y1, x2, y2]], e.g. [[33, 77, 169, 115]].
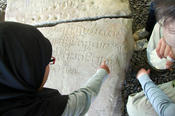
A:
[[0, 22, 68, 116]]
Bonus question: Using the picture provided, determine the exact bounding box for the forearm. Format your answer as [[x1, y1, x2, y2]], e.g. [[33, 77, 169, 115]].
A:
[[82, 69, 108, 97], [138, 74, 175, 116], [62, 69, 108, 116]]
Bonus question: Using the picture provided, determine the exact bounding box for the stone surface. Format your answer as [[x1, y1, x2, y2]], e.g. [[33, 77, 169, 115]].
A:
[[0, 0, 6, 21], [134, 38, 148, 51], [5, 0, 131, 25], [38, 18, 134, 116], [133, 28, 149, 41]]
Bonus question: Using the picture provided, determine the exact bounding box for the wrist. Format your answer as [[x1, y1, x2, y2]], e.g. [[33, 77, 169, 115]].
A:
[[138, 74, 152, 87], [100, 65, 110, 74], [137, 73, 148, 79], [97, 68, 109, 76]]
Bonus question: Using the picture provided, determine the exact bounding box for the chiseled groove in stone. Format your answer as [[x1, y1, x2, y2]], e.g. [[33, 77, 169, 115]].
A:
[[33, 15, 132, 28]]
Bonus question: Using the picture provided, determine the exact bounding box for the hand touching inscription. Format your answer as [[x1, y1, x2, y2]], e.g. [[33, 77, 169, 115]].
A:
[[100, 60, 110, 74]]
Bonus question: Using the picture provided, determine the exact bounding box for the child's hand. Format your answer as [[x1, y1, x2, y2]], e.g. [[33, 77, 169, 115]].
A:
[[166, 52, 175, 69], [100, 61, 110, 74], [136, 68, 150, 79], [166, 60, 173, 70], [156, 38, 172, 58]]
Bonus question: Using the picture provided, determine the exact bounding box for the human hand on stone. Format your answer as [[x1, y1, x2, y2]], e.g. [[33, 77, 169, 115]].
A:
[[136, 68, 150, 79], [100, 60, 110, 74]]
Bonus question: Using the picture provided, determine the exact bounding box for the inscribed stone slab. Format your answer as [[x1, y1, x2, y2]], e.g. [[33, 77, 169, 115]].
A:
[[5, 0, 131, 25], [38, 19, 134, 116]]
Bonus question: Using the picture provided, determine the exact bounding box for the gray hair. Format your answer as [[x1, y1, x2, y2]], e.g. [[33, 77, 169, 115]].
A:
[[154, 0, 175, 26]]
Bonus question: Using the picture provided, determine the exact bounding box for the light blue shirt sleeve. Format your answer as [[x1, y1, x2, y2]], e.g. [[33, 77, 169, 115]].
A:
[[138, 74, 175, 116], [62, 68, 108, 116]]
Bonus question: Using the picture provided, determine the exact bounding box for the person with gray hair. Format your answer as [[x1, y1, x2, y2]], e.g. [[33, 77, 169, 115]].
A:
[[127, 0, 175, 116]]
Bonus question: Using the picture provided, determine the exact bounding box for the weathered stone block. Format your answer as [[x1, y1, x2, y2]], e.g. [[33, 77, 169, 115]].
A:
[[5, 0, 131, 25], [5, 0, 134, 115], [38, 19, 134, 116]]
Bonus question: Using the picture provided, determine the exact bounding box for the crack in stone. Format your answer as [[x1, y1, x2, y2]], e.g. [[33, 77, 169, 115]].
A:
[[33, 15, 132, 28]]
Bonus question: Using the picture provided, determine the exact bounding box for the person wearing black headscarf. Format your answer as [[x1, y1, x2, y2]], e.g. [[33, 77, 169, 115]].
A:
[[0, 22, 68, 116], [0, 22, 110, 116]]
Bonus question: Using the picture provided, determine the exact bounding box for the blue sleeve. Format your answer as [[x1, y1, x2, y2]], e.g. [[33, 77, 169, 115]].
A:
[[138, 74, 175, 116], [62, 69, 108, 116]]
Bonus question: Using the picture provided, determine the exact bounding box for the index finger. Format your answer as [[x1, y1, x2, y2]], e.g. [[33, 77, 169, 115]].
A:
[[101, 60, 106, 65], [156, 39, 162, 58], [159, 39, 166, 58], [147, 69, 150, 74], [164, 45, 171, 57], [168, 50, 175, 59]]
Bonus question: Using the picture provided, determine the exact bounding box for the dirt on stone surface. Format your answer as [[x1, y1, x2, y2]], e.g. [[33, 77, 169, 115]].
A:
[[130, 0, 151, 33]]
